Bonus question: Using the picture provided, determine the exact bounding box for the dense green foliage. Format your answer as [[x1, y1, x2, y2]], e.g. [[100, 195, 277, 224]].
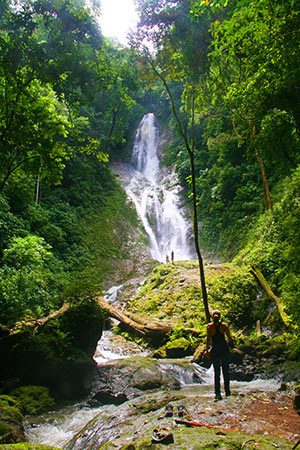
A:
[[0, 0, 299, 343], [0, 0, 145, 327], [0, 155, 146, 325], [235, 167, 300, 324], [0, 395, 24, 444], [134, 0, 300, 330]]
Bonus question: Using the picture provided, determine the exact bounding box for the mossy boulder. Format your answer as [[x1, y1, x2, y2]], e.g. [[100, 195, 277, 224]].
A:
[[0, 445, 61, 449], [0, 297, 105, 399], [0, 395, 24, 444], [165, 337, 192, 358], [8, 386, 55, 416], [152, 346, 167, 358], [153, 338, 194, 359]]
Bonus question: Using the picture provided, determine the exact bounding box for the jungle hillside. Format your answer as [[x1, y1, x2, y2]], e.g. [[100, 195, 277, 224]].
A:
[[0, 0, 300, 446]]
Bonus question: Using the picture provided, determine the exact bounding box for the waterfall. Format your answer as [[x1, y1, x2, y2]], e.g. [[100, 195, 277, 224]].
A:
[[115, 113, 193, 262]]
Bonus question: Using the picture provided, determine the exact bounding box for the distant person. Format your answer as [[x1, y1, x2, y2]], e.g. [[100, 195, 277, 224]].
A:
[[171, 250, 174, 264], [205, 310, 233, 401], [166, 255, 170, 264]]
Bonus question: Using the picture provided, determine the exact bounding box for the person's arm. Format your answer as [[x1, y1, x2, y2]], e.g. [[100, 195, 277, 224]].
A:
[[206, 324, 212, 351], [224, 324, 234, 347]]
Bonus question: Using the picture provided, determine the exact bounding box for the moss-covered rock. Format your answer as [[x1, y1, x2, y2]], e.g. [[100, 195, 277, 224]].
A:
[[0, 444, 61, 449], [165, 337, 192, 358], [100, 426, 292, 449], [8, 386, 55, 416], [0, 297, 104, 400], [0, 395, 24, 444], [69, 386, 294, 450]]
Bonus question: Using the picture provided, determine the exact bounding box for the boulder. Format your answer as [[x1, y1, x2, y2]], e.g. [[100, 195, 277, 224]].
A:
[[0, 395, 24, 444], [165, 338, 192, 358], [8, 386, 55, 416], [294, 385, 300, 415], [91, 357, 180, 402], [191, 344, 205, 363], [0, 298, 105, 400]]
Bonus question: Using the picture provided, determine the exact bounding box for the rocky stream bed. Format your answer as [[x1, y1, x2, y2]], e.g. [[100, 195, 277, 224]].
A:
[[17, 331, 300, 450]]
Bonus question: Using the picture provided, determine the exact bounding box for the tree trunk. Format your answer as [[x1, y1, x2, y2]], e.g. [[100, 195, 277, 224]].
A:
[[249, 121, 272, 210], [255, 148, 272, 210], [146, 52, 210, 322], [250, 266, 290, 326], [96, 297, 202, 340], [96, 296, 173, 338], [4, 302, 71, 336], [189, 150, 210, 323]]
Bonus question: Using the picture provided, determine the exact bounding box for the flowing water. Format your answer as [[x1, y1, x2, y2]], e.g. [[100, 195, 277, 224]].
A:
[[24, 116, 283, 448], [25, 331, 282, 449], [112, 113, 194, 262], [93, 329, 148, 364]]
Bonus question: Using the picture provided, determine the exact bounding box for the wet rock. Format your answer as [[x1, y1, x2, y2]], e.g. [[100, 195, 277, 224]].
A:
[[192, 372, 203, 383], [191, 344, 205, 364], [230, 367, 254, 382], [72, 387, 294, 450], [294, 385, 300, 415], [92, 390, 128, 405], [0, 395, 25, 444], [230, 348, 244, 364], [91, 357, 180, 401]]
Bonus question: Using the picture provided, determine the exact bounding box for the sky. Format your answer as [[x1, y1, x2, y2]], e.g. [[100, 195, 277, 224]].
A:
[[99, 0, 139, 45]]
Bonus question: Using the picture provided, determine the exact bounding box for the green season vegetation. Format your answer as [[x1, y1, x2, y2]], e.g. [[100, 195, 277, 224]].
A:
[[0, 0, 147, 327], [132, 0, 300, 333], [0, 0, 299, 413], [0, 0, 299, 447]]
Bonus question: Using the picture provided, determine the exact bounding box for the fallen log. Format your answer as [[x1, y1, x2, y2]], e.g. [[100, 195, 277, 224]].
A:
[[96, 296, 173, 338], [1, 302, 71, 338], [250, 265, 290, 326]]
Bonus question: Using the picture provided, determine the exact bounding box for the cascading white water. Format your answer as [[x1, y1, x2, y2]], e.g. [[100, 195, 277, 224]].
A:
[[121, 113, 193, 262]]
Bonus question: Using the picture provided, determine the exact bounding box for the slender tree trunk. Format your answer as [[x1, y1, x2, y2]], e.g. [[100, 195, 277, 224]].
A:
[[189, 150, 210, 323], [250, 265, 290, 326], [255, 148, 272, 210], [250, 121, 272, 210], [35, 176, 40, 204], [146, 53, 210, 322], [35, 162, 42, 204]]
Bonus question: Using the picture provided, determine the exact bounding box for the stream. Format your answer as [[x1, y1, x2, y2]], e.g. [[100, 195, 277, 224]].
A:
[[23, 114, 290, 448], [24, 325, 282, 449], [25, 285, 284, 448]]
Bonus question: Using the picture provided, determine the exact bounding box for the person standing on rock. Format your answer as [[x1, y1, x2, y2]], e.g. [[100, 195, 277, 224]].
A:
[[205, 309, 234, 401]]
